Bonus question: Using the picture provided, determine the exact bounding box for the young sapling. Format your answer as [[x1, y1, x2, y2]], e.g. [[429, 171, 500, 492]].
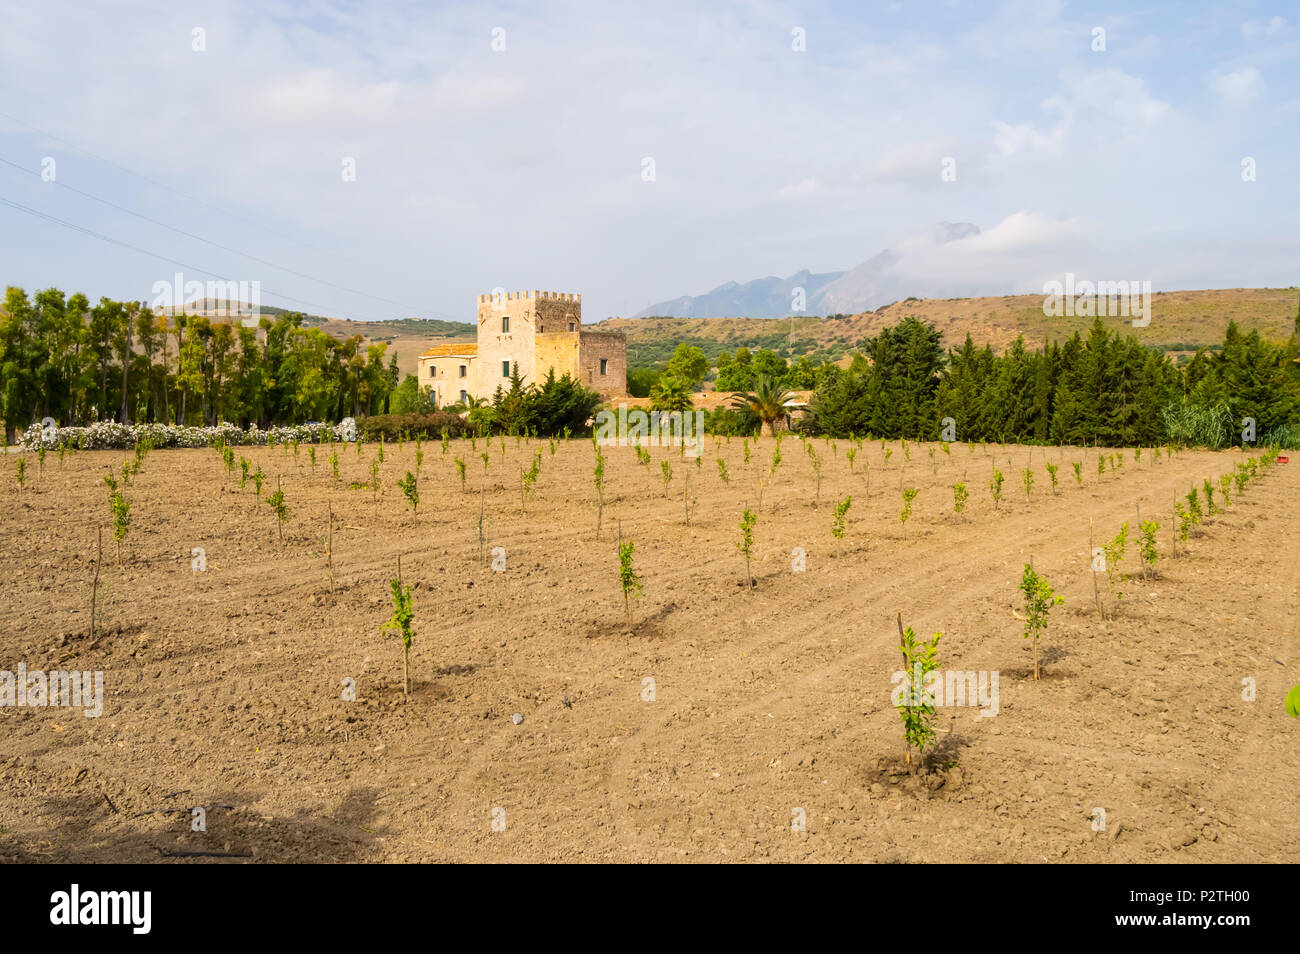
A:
[[1138, 518, 1160, 578], [381, 559, 415, 698], [895, 613, 941, 770], [1019, 563, 1063, 680], [267, 478, 290, 545], [831, 495, 852, 542], [617, 533, 643, 630], [593, 446, 606, 539], [737, 506, 756, 588], [899, 487, 918, 525], [398, 471, 419, 518]]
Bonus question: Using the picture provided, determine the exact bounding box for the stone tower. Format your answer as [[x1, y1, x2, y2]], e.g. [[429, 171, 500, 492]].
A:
[[475, 290, 625, 399]]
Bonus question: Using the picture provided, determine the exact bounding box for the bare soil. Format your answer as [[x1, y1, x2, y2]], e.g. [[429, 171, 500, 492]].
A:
[[1, 436, 1296, 862]]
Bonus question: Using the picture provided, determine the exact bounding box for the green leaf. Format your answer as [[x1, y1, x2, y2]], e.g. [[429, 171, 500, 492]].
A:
[[1286, 684, 1300, 718]]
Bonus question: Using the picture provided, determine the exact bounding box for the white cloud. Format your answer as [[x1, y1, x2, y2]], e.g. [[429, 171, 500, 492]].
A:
[[992, 102, 1069, 159], [1210, 66, 1264, 105], [821, 212, 1099, 305], [0, 0, 1292, 321], [989, 68, 1169, 162], [774, 177, 821, 201]]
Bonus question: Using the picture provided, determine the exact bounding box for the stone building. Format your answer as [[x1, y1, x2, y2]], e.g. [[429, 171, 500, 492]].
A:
[[417, 290, 627, 404], [418, 343, 479, 408]]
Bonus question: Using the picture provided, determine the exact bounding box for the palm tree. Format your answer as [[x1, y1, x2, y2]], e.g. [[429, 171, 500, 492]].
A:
[[649, 374, 693, 413], [447, 394, 493, 432], [730, 374, 792, 436]]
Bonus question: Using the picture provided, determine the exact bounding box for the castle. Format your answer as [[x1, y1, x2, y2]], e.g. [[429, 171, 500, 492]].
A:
[[417, 291, 627, 407]]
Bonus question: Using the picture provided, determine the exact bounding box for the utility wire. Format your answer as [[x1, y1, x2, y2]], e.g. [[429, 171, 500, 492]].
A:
[[0, 193, 345, 316], [0, 108, 342, 261], [0, 110, 468, 324], [0, 154, 426, 315]]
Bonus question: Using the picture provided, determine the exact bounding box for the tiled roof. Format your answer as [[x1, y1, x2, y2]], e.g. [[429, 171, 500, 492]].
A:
[[419, 343, 478, 357]]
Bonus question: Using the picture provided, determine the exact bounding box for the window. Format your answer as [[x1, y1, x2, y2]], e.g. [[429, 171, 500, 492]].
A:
[[502, 360, 511, 378], [429, 365, 436, 378], [568, 322, 575, 332], [600, 358, 608, 375], [501, 316, 509, 333], [460, 390, 467, 403], [539, 325, 544, 334], [458, 364, 467, 378]]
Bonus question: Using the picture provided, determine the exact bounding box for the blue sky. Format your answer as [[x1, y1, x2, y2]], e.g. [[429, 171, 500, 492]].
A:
[[0, 0, 1295, 322]]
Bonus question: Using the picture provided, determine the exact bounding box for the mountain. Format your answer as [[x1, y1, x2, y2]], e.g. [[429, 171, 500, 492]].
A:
[[633, 222, 982, 318], [634, 269, 844, 319]]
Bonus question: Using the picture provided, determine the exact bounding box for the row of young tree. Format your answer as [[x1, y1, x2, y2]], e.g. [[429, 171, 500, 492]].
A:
[[804, 316, 1300, 447], [0, 286, 399, 440]]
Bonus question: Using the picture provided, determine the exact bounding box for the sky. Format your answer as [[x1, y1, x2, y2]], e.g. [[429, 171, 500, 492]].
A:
[[0, 0, 1295, 323]]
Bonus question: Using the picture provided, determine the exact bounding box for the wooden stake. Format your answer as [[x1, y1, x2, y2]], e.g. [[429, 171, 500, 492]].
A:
[[327, 501, 334, 592], [90, 526, 102, 639], [683, 469, 691, 526], [1090, 518, 1104, 620], [1172, 501, 1179, 558], [896, 612, 911, 766], [1136, 502, 1145, 578], [619, 520, 631, 630], [478, 487, 486, 562], [397, 555, 408, 699]]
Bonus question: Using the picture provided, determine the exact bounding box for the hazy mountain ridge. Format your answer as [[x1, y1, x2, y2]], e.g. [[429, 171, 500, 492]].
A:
[[634, 222, 982, 318], [634, 268, 845, 318]]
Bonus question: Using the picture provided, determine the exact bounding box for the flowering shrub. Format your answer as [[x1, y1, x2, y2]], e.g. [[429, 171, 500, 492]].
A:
[[18, 418, 358, 451]]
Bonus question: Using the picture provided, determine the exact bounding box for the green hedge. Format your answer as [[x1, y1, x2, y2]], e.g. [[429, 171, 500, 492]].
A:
[[360, 412, 470, 441]]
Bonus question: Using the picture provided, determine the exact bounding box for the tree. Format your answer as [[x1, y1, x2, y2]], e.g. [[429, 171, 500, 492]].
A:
[[729, 374, 791, 436], [649, 375, 693, 413], [116, 301, 138, 422], [390, 374, 438, 414], [666, 344, 708, 389], [135, 306, 161, 422], [714, 359, 755, 391]]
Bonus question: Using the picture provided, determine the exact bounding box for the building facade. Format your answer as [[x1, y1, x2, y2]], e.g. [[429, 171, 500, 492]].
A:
[[418, 343, 479, 407], [418, 290, 627, 405]]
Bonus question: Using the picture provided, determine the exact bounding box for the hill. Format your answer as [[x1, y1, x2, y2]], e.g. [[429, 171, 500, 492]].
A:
[[605, 287, 1300, 368], [179, 288, 1300, 378], [310, 315, 474, 379]]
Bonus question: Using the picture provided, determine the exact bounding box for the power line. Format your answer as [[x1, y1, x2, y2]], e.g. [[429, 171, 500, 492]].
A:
[[0, 108, 343, 262], [0, 193, 344, 316], [0, 154, 426, 315], [0, 109, 471, 324]]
